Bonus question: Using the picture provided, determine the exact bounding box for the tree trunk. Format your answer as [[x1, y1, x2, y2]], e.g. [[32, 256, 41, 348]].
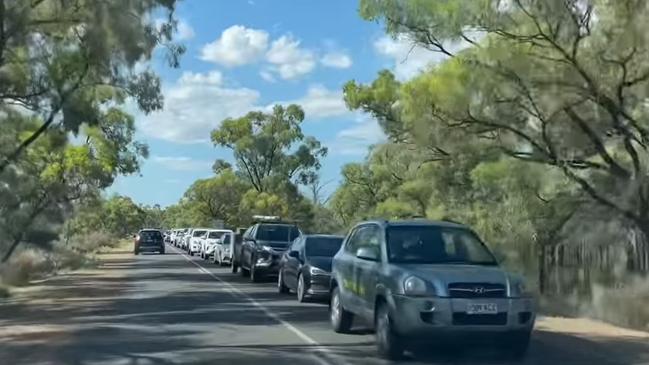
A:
[[2, 235, 23, 263]]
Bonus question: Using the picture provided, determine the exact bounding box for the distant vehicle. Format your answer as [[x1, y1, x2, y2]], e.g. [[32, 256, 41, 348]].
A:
[[238, 217, 302, 282], [278, 234, 343, 302], [187, 228, 209, 256], [328, 219, 535, 360], [210, 230, 235, 265], [231, 228, 247, 273], [182, 228, 194, 250], [176, 229, 187, 247], [134, 229, 165, 255], [199, 229, 232, 260]]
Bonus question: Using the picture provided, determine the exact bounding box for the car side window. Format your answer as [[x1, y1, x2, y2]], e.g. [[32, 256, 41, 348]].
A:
[[352, 224, 382, 258], [345, 226, 367, 254]]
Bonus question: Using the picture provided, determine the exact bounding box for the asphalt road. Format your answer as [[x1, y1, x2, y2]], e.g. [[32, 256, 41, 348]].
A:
[[1, 244, 648, 365]]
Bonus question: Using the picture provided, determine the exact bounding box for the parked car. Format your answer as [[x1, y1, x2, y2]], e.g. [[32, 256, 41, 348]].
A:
[[172, 228, 183, 247], [199, 229, 231, 260], [187, 228, 209, 256], [134, 229, 165, 255], [238, 219, 301, 282], [210, 230, 235, 265], [278, 234, 343, 302], [182, 228, 193, 250], [328, 219, 535, 360]]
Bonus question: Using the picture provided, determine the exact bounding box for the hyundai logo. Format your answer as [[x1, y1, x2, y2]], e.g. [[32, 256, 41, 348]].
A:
[[473, 287, 485, 294]]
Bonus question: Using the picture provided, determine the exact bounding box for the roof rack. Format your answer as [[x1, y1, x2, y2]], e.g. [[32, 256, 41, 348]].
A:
[[252, 215, 281, 222]]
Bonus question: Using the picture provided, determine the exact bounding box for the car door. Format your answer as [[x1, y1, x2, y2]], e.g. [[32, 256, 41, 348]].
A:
[[336, 226, 367, 314], [241, 225, 257, 269], [355, 224, 383, 321], [284, 237, 303, 289]]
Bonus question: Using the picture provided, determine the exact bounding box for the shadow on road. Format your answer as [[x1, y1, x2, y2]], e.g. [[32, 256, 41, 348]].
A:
[[0, 249, 648, 365]]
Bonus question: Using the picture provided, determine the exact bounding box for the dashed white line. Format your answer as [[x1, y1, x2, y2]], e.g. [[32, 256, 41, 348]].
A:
[[170, 245, 353, 365]]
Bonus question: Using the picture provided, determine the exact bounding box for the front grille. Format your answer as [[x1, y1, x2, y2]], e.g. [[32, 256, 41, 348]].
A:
[[453, 312, 507, 326], [448, 282, 506, 298]]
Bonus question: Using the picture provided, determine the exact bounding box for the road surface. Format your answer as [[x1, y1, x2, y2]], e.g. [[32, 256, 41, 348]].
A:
[[1, 245, 648, 365]]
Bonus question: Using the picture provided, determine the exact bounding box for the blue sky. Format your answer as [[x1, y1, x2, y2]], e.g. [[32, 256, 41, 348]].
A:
[[110, 0, 444, 207]]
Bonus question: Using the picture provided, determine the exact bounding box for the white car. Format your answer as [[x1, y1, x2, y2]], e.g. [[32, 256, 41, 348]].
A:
[[187, 228, 209, 256], [182, 228, 194, 250], [206, 230, 234, 265]]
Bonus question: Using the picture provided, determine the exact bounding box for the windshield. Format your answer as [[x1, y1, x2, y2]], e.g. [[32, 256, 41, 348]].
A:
[[305, 237, 343, 257], [386, 226, 497, 265], [256, 225, 300, 242], [139, 231, 162, 240], [208, 231, 225, 239], [193, 230, 206, 237]]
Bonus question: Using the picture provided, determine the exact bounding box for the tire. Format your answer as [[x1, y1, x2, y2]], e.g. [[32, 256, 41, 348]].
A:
[[330, 286, 353, 333], [159, 249, 165, 255], [134, 250, 139, 255], [232, 261, 239, 273], [297, 273, 308, 303], [213, 252, 219, 265], [278, 269, 290, 294], [241, 264, 249, 277], [375, 302, 404, 360]]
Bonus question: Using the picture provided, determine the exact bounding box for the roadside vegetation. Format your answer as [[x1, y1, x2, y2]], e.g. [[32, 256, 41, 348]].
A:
[[0, 1, 183, 290], [0, 0, 647, 331]]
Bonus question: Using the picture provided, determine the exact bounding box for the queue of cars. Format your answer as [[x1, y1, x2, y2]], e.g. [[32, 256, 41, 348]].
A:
[[148, 216, 536, 360]]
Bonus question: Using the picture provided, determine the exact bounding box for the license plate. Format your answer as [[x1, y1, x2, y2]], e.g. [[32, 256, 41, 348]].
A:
[[467, 303, 498, 314]]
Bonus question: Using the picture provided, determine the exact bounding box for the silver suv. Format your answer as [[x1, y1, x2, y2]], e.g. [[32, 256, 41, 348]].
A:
[[329, 219, 535, 359]]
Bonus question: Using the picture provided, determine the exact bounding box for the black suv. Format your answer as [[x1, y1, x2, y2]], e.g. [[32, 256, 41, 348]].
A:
[[237, 222, 301, 282], [134, 229, 165, 255]]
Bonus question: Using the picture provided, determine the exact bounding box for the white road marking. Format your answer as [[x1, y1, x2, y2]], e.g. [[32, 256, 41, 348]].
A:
[[169, 245, 353, 365]]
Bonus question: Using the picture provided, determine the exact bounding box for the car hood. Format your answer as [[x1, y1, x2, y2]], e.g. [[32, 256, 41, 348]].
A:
[[307, 257, 333, 273], [399, 264, 510, 288]]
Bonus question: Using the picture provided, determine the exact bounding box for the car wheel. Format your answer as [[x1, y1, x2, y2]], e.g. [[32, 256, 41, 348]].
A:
[[297, 273, 308, 303], [278, 270, 290, 294], [134, 250, 139, 255], [159, 249, 165, 255], [375, 302, 404, 360], [330, 286, 353, 333], [231, 262, 239, 273]]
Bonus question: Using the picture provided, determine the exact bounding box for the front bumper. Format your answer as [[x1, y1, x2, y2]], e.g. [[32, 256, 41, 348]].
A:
[[189, 242, 201, 252], [252, 253, 282, 275], [390, 295, 535, 338], [307, 274, 331, 297]]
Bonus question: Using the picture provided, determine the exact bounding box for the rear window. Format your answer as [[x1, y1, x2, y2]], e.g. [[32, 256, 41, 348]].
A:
[[256, 225, 300, 242], [193, 230, 207, 237], [139, 231, 162, 240], [305, 237, 343, 257]]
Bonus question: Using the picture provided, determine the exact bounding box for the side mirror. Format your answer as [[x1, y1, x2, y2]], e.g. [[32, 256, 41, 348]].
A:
[[356, 247, 379, 261], [288, 251, 299, 258]]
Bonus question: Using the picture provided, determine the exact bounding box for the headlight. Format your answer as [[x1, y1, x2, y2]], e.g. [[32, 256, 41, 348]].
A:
[[403, 276, 429, 296], [510, 281, 532, 298], [261, 245, 273, 252], [309, 267, 326, 275]]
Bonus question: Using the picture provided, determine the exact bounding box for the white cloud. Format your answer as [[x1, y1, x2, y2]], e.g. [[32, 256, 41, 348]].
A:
[[155, 18, 195, 41], [321, 52, 352, 69], [331, 117, 386, 155], [200, 25, 269, 67], [152, 156, 213, 172], [137, 70, 260, 143], [273, 85, 349, 119], [259, 69, 276, 83], [265, 35, 316, 80], [176, 20, 195, 41], [373, 35, 449, 80], [178, 70, 223, 85]]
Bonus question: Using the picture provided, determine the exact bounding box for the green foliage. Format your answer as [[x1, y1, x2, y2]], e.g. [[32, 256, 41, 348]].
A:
[[211, 104, 327, 192], [356, 0, 649, 238]]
